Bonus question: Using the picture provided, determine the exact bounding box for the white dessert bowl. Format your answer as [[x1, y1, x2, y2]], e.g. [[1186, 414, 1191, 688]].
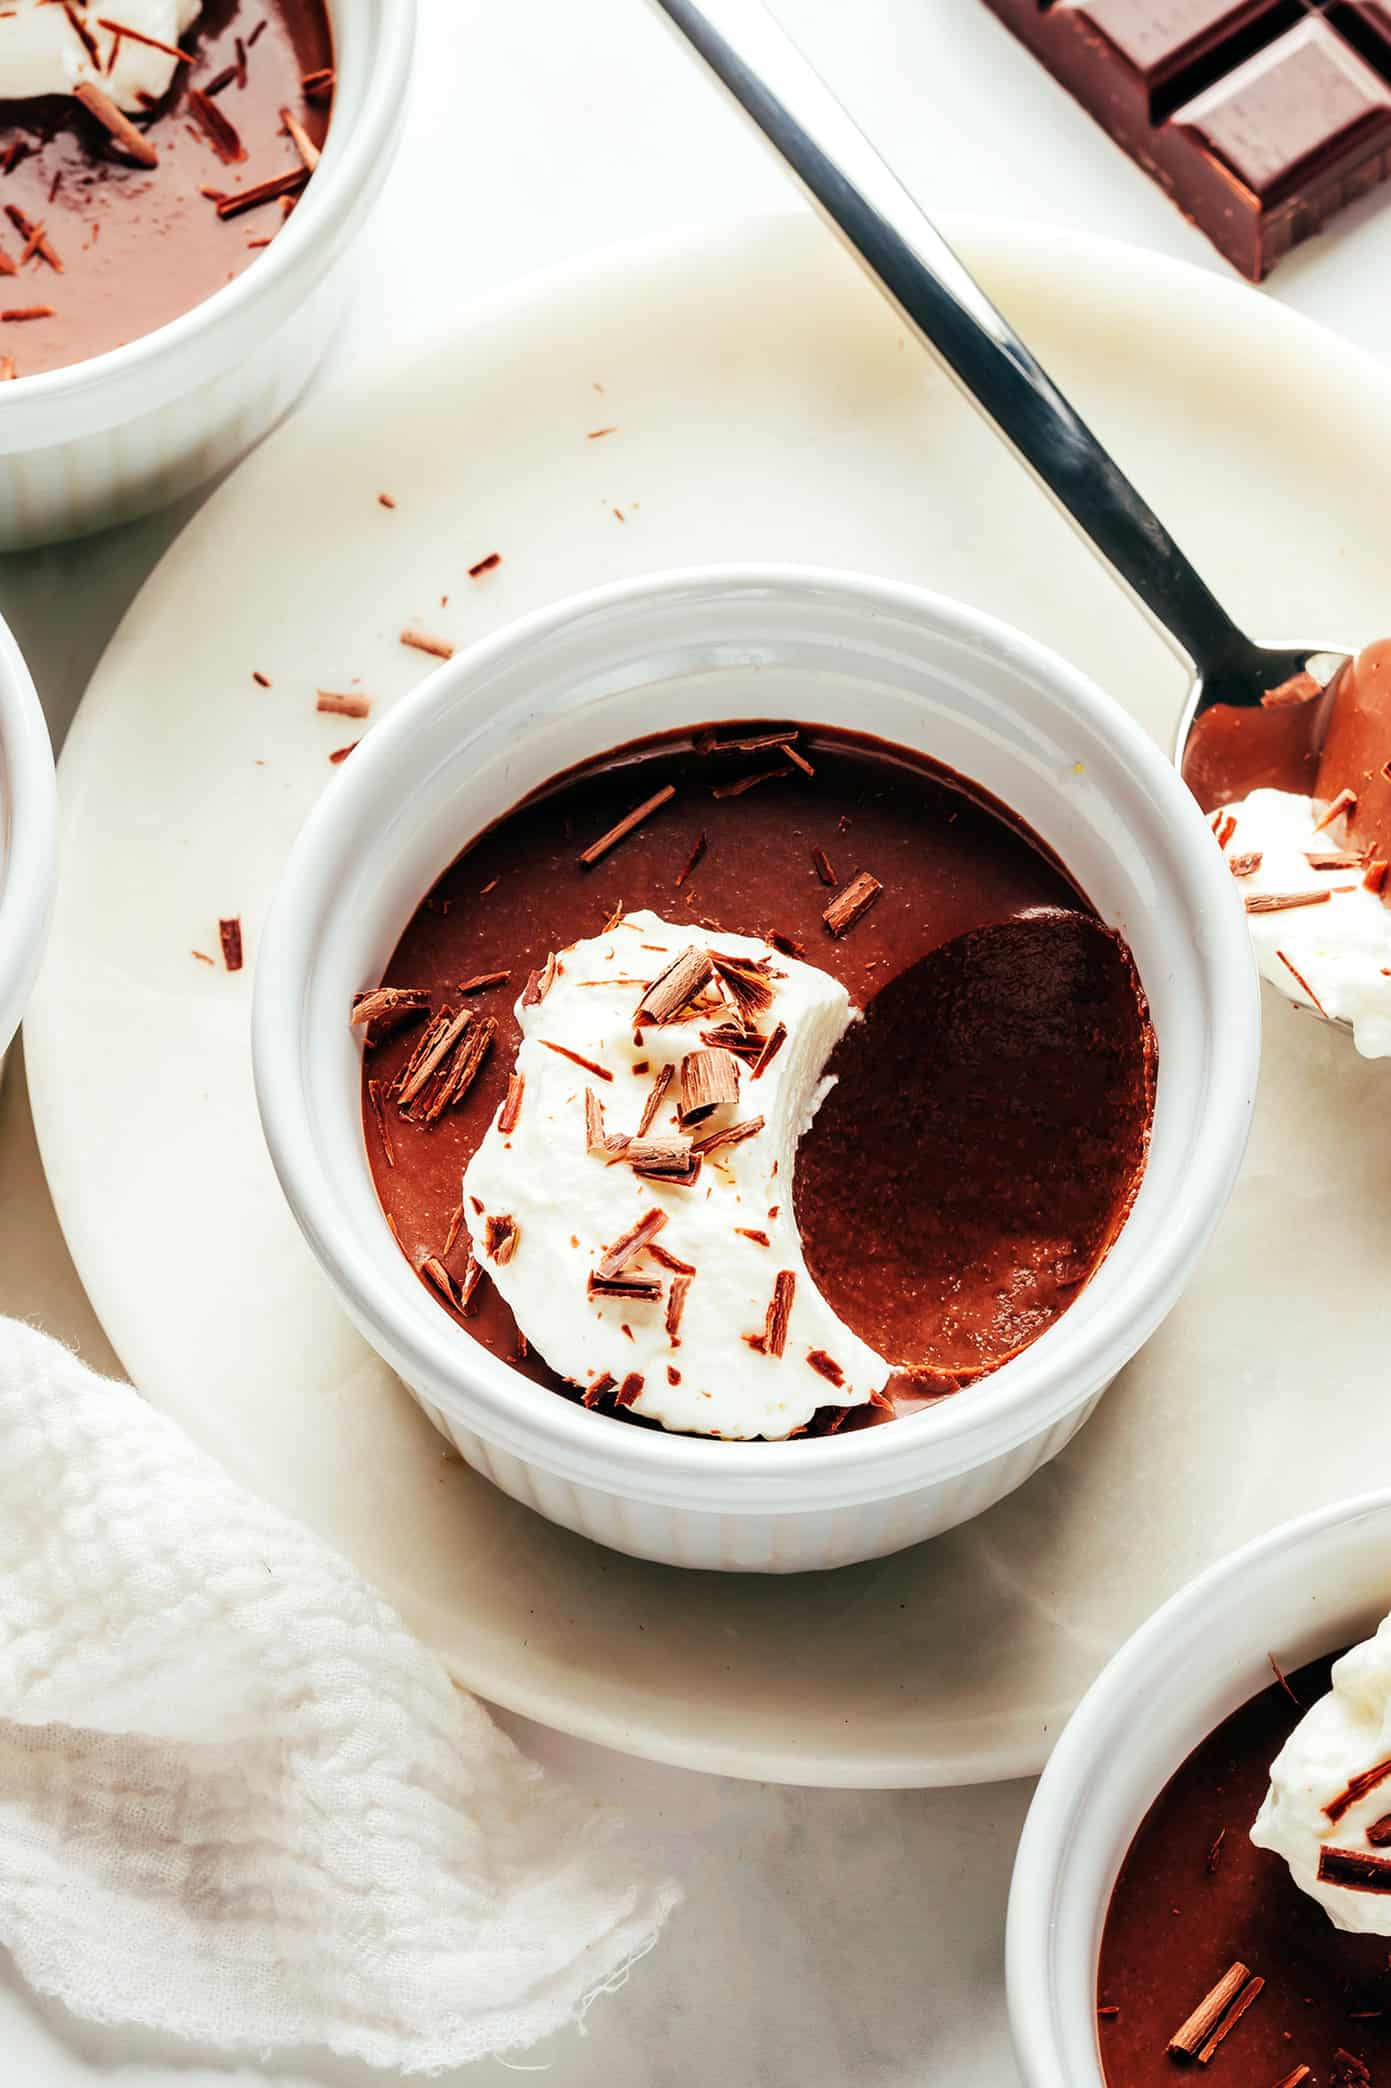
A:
[[0, 0, 416, 550], [1006, 1489, 1391, 2088], [253, 563, 1259, 1574], [0, 611, 55, 1072]]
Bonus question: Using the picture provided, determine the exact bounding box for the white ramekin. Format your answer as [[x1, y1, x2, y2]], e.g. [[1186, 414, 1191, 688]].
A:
[[253, 565, 1259, 1574], [0, 613, 56, 1073], [1007, 1490, 1391, 2088], [0, 0, 415, 549]]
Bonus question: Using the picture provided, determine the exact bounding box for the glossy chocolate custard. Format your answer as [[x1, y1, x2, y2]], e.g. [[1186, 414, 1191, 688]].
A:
[[357, 725, 1156, 1437], [1099, 1654, 1391, 2085], [0, 0, 332, 378]]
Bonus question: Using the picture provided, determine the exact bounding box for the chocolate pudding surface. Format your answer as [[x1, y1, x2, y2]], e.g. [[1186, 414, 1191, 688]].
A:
[[362, 724, 1155, 1427], [1099, 1653, 1391, 2084], [0, 0, 331, 378]]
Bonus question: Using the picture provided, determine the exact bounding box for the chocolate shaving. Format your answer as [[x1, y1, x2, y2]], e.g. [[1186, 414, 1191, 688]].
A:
[[674, 832, 707, 887], [1227, 851, 1262, 878], [401, 628, 454, 660], [1321, 1845, 1391, 1891], [751, 1022, 786, 1079], [1314, 787, 1359, 834], [736, 1228, 770, 1247], [1367, 1814, 1391, 1847], [635, 945, 715, 1025], [587, 1273, 661, 1301], [664, 1273, 691, 1345], [811, 846, 837, 886], [1326, 1756, 1391, 1825], [457, 970, 509, 994], [301, 65, 335, 101], [635, 1062, 673, 1137], [0, 252, 15, 279], [95, 14, 186, 59], [468, 551, 501, 577], [366, 1077, 394, 1166], [701, 728, 801, 756], [691, 1114, 763, 1157], [1167, 1962, 1252, 2060], [582, 1373, 616, 1408], [521, 953, 557, 1007], [188, 87, 245, 162], [441, 1201, 465, 1258], [1261, 671, 1320, 708], [215, 168, 309, 219], [62, 2, 101, 65], [1275, 949, 1328, 1019], [1269, 1653, 1301, 1706], [377, 492, 396, 509], [252, 669, 270, 687], [587, 425, 615, 439], [1206, 1828, 1225, 1874], [1215, 811, 1238, 851], [596, 1207, 667, 1280], [73, 79, 159, 164], [584, 1089, 610, 1155], [628, 1140, 699, 1182], [541, 1039, 612, 1082], [203, 62, 237, 94], [1366, 860, 1389, 895], [457, 1252, 484, 1316], [1269, 2069, 1311, 2087], [678, 1047, 740, 1126], [711, 764, 793, 799], [394, 1010, 448, 1101], [351, 986, 430, 1036], [280, 103, 321, 172], [783, 744, 815, 777], [699, 1025, 766, 1063], [328, 742, 356, 764], [823, 871, 882, 936], [712, 952, 775, 1019], [648, 1241, 695, 1274], [0, 304, 53, 321], [218, 917, 243, 972], [4, 204, 60, 271], [423, 1016, 495, 1121], [1196, 1974, 1263, 2065], [396, 1007, 469, 1109], [316, 689, 370, 718], [806, 1349, 845, 1387], [1333, 2051, 1373, 2086], [497, 1072, 524, 1133], [578, 783, 676, 867], [420, 1256, 461, 1310], [1305, 851, 1367, 870], [484, 1212, 519, 1265], [615, 1373, 644, 1408], [1245, 890, 1331, 914], [769, 929, 805, 959], [763, 1270, 794, 1357]]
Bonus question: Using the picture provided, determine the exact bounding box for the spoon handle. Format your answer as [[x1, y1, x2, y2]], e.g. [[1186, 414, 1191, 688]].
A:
[[652, 0, 1248, 676]]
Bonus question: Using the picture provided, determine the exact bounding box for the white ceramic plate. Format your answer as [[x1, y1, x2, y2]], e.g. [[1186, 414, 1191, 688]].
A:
[[27, 212, 1391, 1787]]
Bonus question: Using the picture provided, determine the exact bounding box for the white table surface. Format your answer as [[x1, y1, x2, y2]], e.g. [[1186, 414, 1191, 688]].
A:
[[5, 1, 1388, 2081]]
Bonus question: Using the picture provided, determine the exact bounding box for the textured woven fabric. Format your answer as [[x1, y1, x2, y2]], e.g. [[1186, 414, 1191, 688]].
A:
[[0, 1319, 678, 2071]]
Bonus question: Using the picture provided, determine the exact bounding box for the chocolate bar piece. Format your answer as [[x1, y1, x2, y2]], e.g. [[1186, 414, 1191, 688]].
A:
[[978, 1, 1391, 279]]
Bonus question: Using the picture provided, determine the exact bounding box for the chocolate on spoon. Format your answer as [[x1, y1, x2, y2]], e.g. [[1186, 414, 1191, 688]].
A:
[[794, 908, 1155, 1387]]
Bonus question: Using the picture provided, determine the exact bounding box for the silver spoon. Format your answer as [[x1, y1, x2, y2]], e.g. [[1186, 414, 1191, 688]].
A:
[[649, 0, 1351, 801]]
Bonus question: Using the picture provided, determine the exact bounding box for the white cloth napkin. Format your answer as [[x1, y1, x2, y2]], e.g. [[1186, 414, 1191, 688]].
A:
[[0, 1317, 678, 2073]]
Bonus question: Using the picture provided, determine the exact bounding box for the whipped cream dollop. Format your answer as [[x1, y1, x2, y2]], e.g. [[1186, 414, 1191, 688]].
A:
[[1218, 788, 1391, 1058], [1253, 1615, 1391, 1934], [0, 0, 200, 113], [461, 909, 890, 1439]]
